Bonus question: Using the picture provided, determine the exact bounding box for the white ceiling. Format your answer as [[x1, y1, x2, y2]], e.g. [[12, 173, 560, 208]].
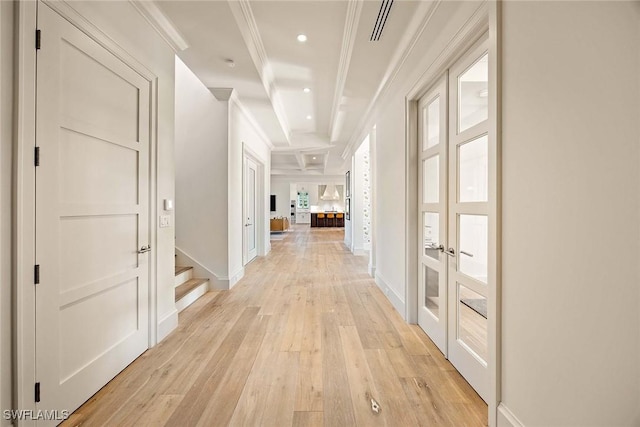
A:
[[154, 0, 430, 175]]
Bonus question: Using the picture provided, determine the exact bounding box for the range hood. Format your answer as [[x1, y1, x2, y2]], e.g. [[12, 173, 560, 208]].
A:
[[321, 184, 340, 201]]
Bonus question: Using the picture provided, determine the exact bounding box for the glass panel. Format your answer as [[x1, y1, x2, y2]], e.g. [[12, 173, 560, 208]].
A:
[[423, 156, 439, 203], [424, 265, 439, 319], [421, 106, 428, 151], [423, 212, 440, 260], [426, 97, 440, 149], [459, 215, 488, 283], [458, 53, 488, 132], [459, 135, 488, 202], [458, 284, 487, 362]]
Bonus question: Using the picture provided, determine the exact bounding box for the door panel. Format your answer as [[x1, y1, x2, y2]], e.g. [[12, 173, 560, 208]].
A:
[[244, 157, 258, 264], [35, 4, 150, 419], [417, 75, 448, 354], [447, 40, 490, 402]]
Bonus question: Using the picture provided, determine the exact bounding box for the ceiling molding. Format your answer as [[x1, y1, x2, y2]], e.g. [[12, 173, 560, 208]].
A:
[[227, 0, 292, 145], [328, 0, 363, 141], [341, 0, 443, 160], [129, 0, 190, 52]]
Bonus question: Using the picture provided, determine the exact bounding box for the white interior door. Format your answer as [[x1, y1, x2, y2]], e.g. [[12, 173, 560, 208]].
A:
[[416, 38, 491, 403], [35, 3, 151, 419], [244, 157, 258, 264], [417, 75, 448, 355], [447, 41, 490, 402]]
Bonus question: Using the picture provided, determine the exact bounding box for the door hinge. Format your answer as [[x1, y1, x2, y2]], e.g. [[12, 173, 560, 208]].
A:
[[35, 382, 40, 402], [34, 147, 40, 167], [34, 265, 40, 285], [36, 29, 41, 50]]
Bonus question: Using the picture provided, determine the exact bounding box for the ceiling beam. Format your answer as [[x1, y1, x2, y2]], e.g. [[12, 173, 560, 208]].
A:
[[295, 153, 307, 171], [328, 0, 363, 142], [227, 0, 292, 145]]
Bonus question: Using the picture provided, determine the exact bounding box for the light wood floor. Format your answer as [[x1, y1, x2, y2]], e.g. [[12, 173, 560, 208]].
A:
[[63, 226, 487, 426]]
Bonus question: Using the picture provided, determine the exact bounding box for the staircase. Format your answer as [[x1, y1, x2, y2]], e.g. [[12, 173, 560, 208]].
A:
[[174, 266, 209, 312]]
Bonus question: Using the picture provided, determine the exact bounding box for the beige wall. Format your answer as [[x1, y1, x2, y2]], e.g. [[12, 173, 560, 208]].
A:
[[1, 1, 13, 424], [500, 1, 640, 424]]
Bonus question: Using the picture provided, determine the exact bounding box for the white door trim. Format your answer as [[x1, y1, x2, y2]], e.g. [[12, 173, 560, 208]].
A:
[[404, 2, 501, 426], [14, 1, 159, 419]]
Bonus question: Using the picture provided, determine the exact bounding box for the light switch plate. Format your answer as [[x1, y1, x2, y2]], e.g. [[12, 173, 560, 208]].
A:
[[159, 215, 171, 228]]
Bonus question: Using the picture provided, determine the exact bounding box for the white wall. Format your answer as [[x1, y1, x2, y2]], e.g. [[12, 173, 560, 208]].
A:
[[228, 98, 272, 284], [352, 138, 368, 254], [500, 2, 640, 425], [175, 57, 230, 281], [0, 1, 13, 423]]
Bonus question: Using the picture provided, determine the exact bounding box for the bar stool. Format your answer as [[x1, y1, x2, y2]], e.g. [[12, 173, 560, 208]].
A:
[[317, 213, 325, 227], [336, 212, 344, 227], [326, 212, 335, 227]]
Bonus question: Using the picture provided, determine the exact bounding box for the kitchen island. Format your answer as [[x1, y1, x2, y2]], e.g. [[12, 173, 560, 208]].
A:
[[310, 212, 345, 227]]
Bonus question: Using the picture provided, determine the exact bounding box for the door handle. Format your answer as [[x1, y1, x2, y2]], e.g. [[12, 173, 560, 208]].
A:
[[444, 247, 456, 257], [245, 223, 253, 227], [426, 243, 444, 252], [460, 250, 474, 258], [138, 245, 151, 254]]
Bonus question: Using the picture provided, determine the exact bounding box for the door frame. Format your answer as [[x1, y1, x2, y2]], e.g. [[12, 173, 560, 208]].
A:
[[404, 2, 501, 425], [242, 144, 266, 265], [14, 1, 159, 418]]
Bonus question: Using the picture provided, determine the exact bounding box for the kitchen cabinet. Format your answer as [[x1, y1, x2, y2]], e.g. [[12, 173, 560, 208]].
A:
[[296, 211, 310, 224]]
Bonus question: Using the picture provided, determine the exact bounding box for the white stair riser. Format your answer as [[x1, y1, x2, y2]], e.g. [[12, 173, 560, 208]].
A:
[[175, 282, 208, 313], [174, 268, 193, 287]]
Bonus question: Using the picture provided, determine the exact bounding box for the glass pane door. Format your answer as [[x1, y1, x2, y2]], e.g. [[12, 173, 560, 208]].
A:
[[417, 75, 448, 355]]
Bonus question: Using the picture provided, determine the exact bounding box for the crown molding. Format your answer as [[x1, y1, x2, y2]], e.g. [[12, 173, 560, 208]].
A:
[[129, 0, 189, 52], [228, 0, 292, 145], [341, 0, 443, 160], [328, 0, 363, 141]]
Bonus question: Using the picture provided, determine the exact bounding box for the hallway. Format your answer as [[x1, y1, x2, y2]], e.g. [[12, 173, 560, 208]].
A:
[[64, 226, 487, 426]]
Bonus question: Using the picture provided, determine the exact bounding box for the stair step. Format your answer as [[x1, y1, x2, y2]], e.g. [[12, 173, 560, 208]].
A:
[[174, 266, 194, 287], [175, 266, 193, 276], [175, 278, 208, 302]]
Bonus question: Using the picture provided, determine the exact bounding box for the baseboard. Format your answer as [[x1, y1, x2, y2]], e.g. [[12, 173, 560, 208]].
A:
[[157, 309, 178, 343], [228, 267, 245, 288], [352, 245, 366, 256], [497, 403, 525, 427], [374, 272, 406, 319], [175, 246, 229, 290]]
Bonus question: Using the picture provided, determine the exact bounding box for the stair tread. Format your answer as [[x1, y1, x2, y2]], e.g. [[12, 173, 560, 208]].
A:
[[175, 266, 193, 276], [175, 278, 208, 302]]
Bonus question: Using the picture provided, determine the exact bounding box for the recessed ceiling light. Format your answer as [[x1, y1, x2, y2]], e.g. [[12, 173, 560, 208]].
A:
[[303, 87, 311, 93], [225, 59, 235, 68], [312, 156, 317, 160], [306, 115, 312, 120], [297, 34, 308, 42]]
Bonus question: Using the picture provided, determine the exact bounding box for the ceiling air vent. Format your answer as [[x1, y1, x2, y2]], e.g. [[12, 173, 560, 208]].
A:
[[370, 0, 394, 42]]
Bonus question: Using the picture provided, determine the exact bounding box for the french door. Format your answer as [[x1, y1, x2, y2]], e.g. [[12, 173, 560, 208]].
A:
[[35, 3, 151, 420], [418, 37, 491, 402]]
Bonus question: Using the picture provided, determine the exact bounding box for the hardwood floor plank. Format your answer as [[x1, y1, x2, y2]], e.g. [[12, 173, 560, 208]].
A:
[[292, 411, 324, 427], [322, 313, 357, 427], [339, 325, 386, 426]]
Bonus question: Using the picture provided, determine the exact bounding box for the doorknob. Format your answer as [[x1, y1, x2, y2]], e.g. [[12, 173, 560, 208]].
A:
[[426, 243, 444, 252], [444, 247, 456, 257], [138, 245, 151, 254]]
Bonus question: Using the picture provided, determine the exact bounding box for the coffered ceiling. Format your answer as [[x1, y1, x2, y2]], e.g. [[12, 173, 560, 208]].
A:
[[150, 0, 435, 175]]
